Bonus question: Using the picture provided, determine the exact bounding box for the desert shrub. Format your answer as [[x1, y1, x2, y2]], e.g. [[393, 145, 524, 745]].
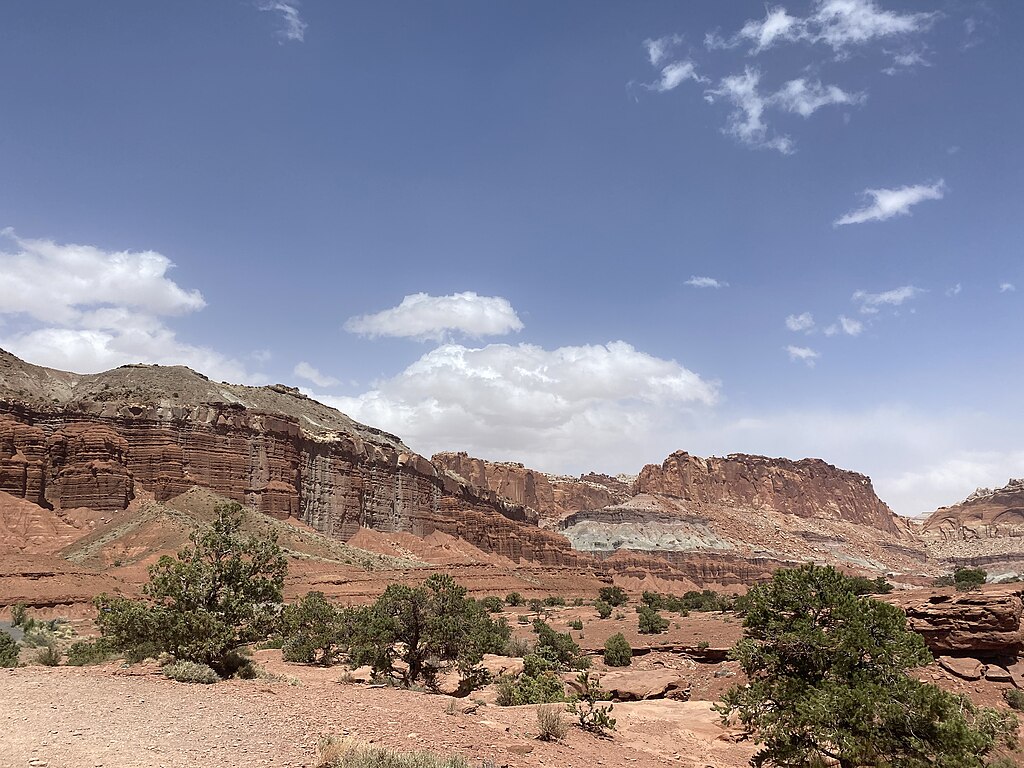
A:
[[935, 568, 988, 591], [572, 597, 584, 606], [642, 589, 735, 613], [94, 504, 286, 677], [697, 640, 710, 651], [163, 660, 219, 684], [637, 606, 668, 635], [516, 615, 530, 625], [495, 654, 566, 706], [35, 644, 61, 666], [848, 575, 894, 595], [598, 586, 628, 607], [10, 602, 27, 628], [568, 671, 615, 735], [346, 574, 510, 688], [504, 636, 530, 658], [481, 596, 504, 613], [543, 596, 566, 607], [505, 592, 524, 607], [536, 704, 568, 742], [315, 737, 468, 768], [66, 637, 117, 666], [527, 598, 545, 614], [718, 563, 1015, 768], [281, 591, 347, 666], [568, 619, 583, 630], [0, 631, 19, 668], [533, 620, 584, 669], [594, 599, 612, 619], [603, 633, 632, 667], [1003, 688, 1024, 711]]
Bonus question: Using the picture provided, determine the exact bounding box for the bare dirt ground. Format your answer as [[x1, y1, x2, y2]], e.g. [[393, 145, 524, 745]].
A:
[[0, 656, 755, 768]]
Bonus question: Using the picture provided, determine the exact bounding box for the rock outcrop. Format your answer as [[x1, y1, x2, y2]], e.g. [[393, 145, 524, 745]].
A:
[[890, 585, 1024, 656], [431, 451, 633, 526]]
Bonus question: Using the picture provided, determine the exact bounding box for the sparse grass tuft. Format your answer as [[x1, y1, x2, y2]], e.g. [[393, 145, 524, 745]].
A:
[[315, 737, 469, 768], [163, 660, 220, 684], [536, 705, 568, 742], [1003, 688, 1024, 711], [35, 644, 62, 666]]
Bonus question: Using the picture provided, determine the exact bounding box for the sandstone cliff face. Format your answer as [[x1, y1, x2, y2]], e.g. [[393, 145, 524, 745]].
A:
[[0, 351, 583, 567], [635, 451, 904, 535], [920, 479, 1024, 576], [890, 586, 1024, 656], [431, 451, 633, 525]]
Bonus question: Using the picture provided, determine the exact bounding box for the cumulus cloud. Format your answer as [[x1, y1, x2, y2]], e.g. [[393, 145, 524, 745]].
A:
[[711, 0, 938, 56], [786, 345, 820, 366], [685, 276, 728, 289], [999, 282, 1016, 293], [786, 312, 815, 332], [835, 180, 946, 225], [293, 361, 339, 388], [344, 292, 524, 342], [257, 1, 307, 43], [323, 341, 718, 471], [852, 285, 924, 314], [703, 68, 860, 153], [824, 315, 864, 336], [0, 231, 257, 382], [644, 35, 683, 67]]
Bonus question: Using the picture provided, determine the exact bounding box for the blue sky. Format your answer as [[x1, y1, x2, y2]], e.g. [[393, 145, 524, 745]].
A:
[[0, 1, 1021, 515]]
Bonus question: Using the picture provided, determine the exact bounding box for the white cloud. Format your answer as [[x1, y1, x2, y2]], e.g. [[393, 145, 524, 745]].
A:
[[785, 312, 815, 332], [713, 0, 938, 56], [771, 78, 865, 117], [343, 292, 524, 342], [258, 1, 307, 43], [293, 361, 339, 388], [882, 48, 931, 75], [786, 345, 820, 366], [999, 282, 1016, 293], [839, 315, 863, 336], [685, 276, 728, 289], [946, 283, 962, 297], [852, 285, 924, 314], [835, 180, 946, 225], [323, 341, 718, 472], [646, 60, 706, 92], [0, 231, 257, 382], [703, 69, 860, 153], [644, 35, 683, 67]]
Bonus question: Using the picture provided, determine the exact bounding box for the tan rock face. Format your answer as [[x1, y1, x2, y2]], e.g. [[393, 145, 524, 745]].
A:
[[890, 586, 1024, 656], [0, 415, 47, 506], [634, 451, 903, 535], [45, 423, 133, 512]]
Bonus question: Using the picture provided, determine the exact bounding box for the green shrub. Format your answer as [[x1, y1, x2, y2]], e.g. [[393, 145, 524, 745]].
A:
[[1003, 688, 1024, 711], [0, 631, 19, 668], [281, 591, 346, 666], [533, 620, 583, 669], [504, 636, 530, 658], [163, 660, 220, 684], [495, 654, 566, 706], [481, 595, 504, 613], [594, 599, 612, 619], [848, 576, 894, 595], [638, 606, 668, 634], [572, 597, 585, 607], [598, 586, 628, 607], [94, 503, 286, 677], [505, 592, 524, 607], [528, 598, 545, 613], [603, 633, 632, 667], [642, 589, 736, 613], [543, 596, 566, 607], [568, 671, 615, 735], [517, 615, 530, 625], [536, 704, 568, 742], [66, 638, 117, 666], [718, 563, 1015, 768], [568, 619, 583, 631], [10, 603, 27, 628]]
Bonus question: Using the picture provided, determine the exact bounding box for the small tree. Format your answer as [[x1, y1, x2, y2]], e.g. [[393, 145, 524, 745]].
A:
[[598, 586, 628, 607], [718, 564, 1015, 768], [637, 606, 668, 634], [603, 633, 631, 667], [505, 592, 524, 606], [94, 504, 287, 675], [0, 631, 18, 668], [281, 591, 345, 665], [594, 599, 612, 619], [568, 671, 615, 736]]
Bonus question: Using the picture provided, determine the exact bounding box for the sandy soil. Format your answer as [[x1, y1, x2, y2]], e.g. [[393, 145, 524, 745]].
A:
[[0, 657, 755, 768]]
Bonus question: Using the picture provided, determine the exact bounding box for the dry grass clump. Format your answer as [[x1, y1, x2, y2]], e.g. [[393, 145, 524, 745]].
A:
[[163, 660, 219, 684], [535, 705, 568, 742], [316, 737, 468, 768]]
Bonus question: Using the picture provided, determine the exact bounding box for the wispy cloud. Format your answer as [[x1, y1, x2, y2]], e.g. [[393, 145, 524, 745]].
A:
[[882, 47, 931, 75], [1000, 282, 1016, 293], [853, 285, 924, 314], [645, 60, 707, 92], [344, 292, 524, 342], [785, 312, 815, 332], [945, 283, 962, 297], [786, 345, 820, 366], [258, 1, 307, 43], [710, 0, 939, 57], [835, 180, 946, 225], [293, 361, 338, 388], [823, 315, 864, 336], [685, 275, 729, 289], [644, 35, 684, 67]]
